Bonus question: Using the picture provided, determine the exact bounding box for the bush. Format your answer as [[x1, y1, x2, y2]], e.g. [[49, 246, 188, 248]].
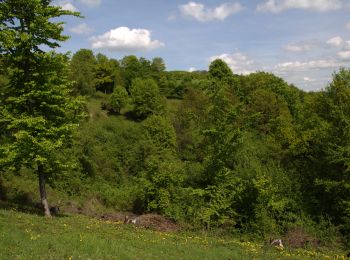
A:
[[107, 85, 129, 114], [141, 115, 177, 151], [130, 78, 165, 119]]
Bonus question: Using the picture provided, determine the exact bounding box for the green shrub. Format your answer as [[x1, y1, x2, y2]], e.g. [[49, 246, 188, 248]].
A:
[[130, 78, 165, 119]]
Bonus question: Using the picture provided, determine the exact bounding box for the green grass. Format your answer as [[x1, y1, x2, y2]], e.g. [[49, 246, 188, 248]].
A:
[[0, 209, 343, 259], [86, 96, 108, 121], [166, 98, 182, 113]]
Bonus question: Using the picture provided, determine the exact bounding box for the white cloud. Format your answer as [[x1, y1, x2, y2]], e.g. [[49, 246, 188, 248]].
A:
[[337, 51, 350, 60], [189, 67, 197, 72], [284, 42, 312, 52], [79, 0, 102, 7], [257, 0, 343, 13], [326, 36, 350, 50], [275, 59, 343, 72], [180, 2, 244, 22], [344, 41, 350, 50], [57, 1, 78, 12], [90, 27, 164, 52], [303, 76, 316, 82], [210, 52, 256, 75], [326, 36, 344, 47], [70, 23, 93, 35], [208, 52, 343, 91]]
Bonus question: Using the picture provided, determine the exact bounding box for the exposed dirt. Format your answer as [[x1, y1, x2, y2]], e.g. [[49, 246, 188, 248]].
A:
[[134, 214, 179, 232], [99, 213, 180, 232], [99, 212, 125, 222], [62, 200, 179, 232], [283, 227, 320, 249]]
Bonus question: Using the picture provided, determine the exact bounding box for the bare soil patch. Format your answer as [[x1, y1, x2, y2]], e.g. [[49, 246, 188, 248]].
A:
[[283, 227, 320, 249], [99, 213, 179, 232]]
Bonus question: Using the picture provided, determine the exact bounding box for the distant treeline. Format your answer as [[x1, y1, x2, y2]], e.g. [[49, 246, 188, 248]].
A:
[[68, 49, 205, 99]]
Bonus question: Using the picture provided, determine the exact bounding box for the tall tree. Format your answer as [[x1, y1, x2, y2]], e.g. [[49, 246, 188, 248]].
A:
[[94, 53, 118, 94], [108, 85, 129, 114], [209, 59, 233, 82], [0, 0, 84, 217], [70, 49, 96, 96], [120, 55, 141, 89], [316, 69, 350, 230], [151, 57, 166, 73], [130, 78, 165, 119]]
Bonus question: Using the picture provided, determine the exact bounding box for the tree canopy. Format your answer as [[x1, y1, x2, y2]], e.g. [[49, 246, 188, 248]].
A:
[[0, 0, 84, 217]]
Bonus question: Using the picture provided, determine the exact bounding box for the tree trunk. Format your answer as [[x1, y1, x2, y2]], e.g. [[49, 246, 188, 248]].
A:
[[38, 165, 51, 217]]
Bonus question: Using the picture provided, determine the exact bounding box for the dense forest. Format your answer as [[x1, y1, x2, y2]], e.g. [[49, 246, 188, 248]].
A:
[[1, 0, 350, 251]]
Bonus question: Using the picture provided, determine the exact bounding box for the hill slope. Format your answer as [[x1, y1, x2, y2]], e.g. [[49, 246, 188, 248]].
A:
[[0, 209, 342, 259]]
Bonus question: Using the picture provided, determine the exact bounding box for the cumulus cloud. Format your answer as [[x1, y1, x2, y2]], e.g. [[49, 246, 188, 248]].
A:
[[257, 0, 343, 13], [90, 27, 164, 52], [210, 52, 256, 75], [303, 76, 316, 82], [337, 51, 350, 60], [272, 60, 342, 91], [284, 42, 313, 52], [208, 51, 344, 91], [344, 42, 350, 50], [56, 0, 101, 9], [79, 0, 102, 7], [275, 59, 343, 72], [70, 23, 93, 35], [180, 2, 244, 22], [57, 1, 78, 12], [326, 36, 350, 51], [326, 36, 344, 47]]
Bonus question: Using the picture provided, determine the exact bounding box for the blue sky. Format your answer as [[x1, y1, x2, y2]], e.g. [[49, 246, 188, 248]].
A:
[[55, 0, 350, 91]]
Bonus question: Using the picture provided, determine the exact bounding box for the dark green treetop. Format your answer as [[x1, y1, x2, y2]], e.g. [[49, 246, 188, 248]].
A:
[[70, 49, 96, 96]]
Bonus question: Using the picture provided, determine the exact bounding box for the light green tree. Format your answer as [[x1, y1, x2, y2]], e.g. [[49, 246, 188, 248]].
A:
[[0, 0, 84, 217], [120, 55, 141, 89], [142, 115, 177, 150], [108, 85, 129, 114], [209, 59, 233, 82], [130, 78, 165, 119], [151, 57, 166, 73]]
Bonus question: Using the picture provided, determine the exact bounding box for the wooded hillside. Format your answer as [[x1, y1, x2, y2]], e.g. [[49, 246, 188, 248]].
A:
[[1, 0, 349, 252]]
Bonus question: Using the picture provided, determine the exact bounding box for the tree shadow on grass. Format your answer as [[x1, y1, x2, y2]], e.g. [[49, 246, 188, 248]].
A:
[[0, 176, 42, 215], [0, 193, 43, 216], [124, 111, 143, 122], [0, 183, 68, 218], [122, 111, 147, 123]]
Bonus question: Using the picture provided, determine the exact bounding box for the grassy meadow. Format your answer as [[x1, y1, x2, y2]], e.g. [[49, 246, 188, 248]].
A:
[[0, 208, 345, 260]]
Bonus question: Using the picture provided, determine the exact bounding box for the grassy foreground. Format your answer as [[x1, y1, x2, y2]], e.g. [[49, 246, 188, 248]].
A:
[[0, 209, 344, 259]]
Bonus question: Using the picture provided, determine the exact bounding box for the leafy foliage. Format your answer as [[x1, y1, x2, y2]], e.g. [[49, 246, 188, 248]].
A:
[[0, 0, 84, 171], [130, 78, 165, 119], [105, 85, 129, 114], [94, 54, 119, 94], [0, 0, 84, 216], [70, 49, 96, 96]]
